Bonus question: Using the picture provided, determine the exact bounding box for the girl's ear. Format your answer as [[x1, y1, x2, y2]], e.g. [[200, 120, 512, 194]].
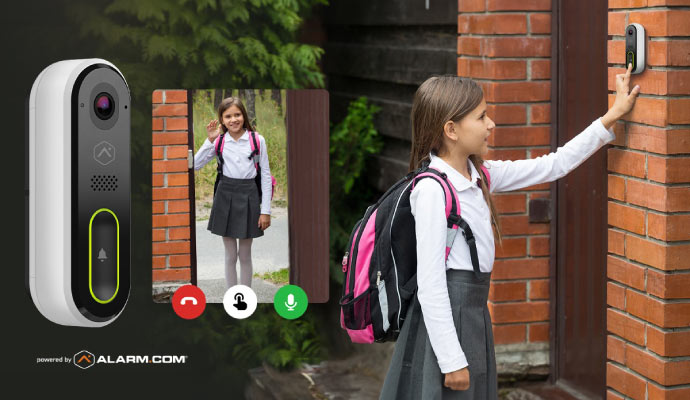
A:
[[443, 120, 458, 141]]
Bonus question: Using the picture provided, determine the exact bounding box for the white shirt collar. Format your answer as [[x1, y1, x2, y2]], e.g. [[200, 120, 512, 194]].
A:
[[225, 129, 249, 142], [428, 152, 481, 192]]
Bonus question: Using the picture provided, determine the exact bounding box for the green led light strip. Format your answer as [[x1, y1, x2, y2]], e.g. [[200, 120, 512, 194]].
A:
[[88, 208, 119, 304]]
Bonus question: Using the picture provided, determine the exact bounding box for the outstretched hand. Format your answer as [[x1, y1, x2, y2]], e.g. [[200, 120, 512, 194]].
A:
[[613, 63, 641, 116], [602, 63, 641, 129]]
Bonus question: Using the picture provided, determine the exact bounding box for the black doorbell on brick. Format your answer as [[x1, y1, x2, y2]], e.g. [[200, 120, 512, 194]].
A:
[[625, 23, 646, 74], [26, 59, 130, 327]]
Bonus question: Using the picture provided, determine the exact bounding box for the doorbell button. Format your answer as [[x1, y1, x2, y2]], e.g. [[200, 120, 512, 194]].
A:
[[625, 23, 645, 74], [89, 208, 119, 303]]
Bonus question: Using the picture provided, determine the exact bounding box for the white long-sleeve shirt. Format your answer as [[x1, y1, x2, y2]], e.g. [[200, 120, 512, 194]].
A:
[[411, 117, 615, 373], [194, 129, 272, 215]]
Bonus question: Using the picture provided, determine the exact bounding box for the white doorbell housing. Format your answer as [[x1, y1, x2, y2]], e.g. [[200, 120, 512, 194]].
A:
[[26, 59, 130, 327], [625, 23, 645, 74]]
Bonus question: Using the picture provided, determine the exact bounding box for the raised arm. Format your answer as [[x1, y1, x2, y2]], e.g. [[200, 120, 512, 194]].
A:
[[193, 119, 222, 171], [486, 63, 640, 193], [193, 138, 216, 171], [485, 118, 614, 193]]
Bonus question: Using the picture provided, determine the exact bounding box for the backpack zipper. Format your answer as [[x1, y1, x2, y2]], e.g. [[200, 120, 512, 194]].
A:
[[347, 206, 372, 295], [342, 218, 363, 299]]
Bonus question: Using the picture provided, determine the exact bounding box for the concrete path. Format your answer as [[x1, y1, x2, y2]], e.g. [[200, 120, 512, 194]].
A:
[[195, 207, 289, 303]]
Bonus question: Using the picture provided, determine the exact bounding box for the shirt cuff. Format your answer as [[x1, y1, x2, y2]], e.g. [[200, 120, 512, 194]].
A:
[[594, 117, 616, 143], [438, 352, 469, 374]]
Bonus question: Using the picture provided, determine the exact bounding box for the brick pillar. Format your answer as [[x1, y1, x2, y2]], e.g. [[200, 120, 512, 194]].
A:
[[606, 2, 690, 399], [457, 0, 552, 375], [152, 90, 192, 294]]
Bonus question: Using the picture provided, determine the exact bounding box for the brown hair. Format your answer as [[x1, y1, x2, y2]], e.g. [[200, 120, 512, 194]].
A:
[[409, 75, 502, 243], [217, 97, 255, 133]]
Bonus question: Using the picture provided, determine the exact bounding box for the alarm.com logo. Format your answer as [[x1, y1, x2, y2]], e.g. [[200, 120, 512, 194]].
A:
[[72, 350, 188, 369], [74, 350, 95, 369]]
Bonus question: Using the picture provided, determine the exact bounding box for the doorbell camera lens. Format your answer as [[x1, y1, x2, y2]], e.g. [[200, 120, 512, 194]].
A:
[[94, 92, 115, 120], [628, 29, 633, 35]]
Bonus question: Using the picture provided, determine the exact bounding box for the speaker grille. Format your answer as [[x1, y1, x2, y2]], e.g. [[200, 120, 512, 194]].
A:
[[91, 175, 119, 192]]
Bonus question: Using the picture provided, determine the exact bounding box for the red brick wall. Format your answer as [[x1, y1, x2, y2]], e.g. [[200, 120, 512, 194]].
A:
[[606, 1, 690, 399], [458, 0, 553, 354], [152, 90, 192, 285]]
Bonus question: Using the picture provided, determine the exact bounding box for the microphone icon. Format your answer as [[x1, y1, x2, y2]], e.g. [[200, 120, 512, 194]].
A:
[[285, 293, 297, 311]]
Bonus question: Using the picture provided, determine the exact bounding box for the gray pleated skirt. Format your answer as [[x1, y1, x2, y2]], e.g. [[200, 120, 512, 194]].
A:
[[207, 176, 264, 239], [379, 269, 497, 400]]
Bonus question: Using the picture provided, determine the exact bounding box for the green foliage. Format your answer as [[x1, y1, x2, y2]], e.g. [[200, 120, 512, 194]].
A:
[[254, 267, 290, 285], [229, 310, 322, 370], [329, 97, 382, 195], [253, 90, 289, 202], [65, 0, 325, 236], [71, 0, 326, 100], [329, 97, 383, 285], [152, 305, 323, 384]]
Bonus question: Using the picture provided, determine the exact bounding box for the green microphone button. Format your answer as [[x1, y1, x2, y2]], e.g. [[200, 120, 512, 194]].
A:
[[89, 208, 119, 304], [274, 285, 308, 320]]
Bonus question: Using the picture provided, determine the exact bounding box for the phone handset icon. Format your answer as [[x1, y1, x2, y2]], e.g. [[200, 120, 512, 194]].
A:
[[234, 293, 247, 311], [181, 296, 197, 306]]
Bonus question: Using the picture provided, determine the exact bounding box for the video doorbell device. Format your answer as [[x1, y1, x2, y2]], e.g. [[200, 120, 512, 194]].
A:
[[625, 23, 646, 74], [26, 59, 130, 327]]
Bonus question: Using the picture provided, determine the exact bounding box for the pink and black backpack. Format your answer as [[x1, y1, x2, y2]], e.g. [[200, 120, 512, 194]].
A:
[[213, 131, 276, 202], [339, 162, 491, 344]]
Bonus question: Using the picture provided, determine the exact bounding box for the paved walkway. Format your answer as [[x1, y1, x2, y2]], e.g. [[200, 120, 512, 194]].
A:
[[195, 207, 289, 303]]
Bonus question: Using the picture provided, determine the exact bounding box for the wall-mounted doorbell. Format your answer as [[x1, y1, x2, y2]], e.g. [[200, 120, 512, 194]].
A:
[[625, 23, 646, 74], [26, 59, 130, 327]]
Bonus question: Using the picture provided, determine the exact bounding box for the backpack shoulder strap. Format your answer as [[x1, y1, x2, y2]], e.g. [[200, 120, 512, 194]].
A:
[[247, 131, 260, 172], [248, 131, 259, 155], [252, 131, 260, 153], [212, 134, 225, 193], [411, 167, 481, 278], [214, 133, 225, 156], [411, 168, 459, 219], [214, 134, 225, 174], [411, 168, 461, 263]]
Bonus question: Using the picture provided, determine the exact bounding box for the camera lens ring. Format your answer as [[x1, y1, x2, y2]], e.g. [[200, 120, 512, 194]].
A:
[[86, 74, 122, 131], [628, 29, 633, 35], [94, 92, 115, 120]]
